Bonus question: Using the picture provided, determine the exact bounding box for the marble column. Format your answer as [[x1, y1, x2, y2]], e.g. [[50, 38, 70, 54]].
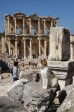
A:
[[24, 39, 26, 59], [30, 39, 32, 59], [51, 20, 53, 27], [29, 19, 31, 34], [39, 39, 41, 58], [15, 39, 17, 58], [44, 39, 46, 57], [48, 37, 50, 59], [8, 40, 11, 55], [38, 20, 40, 34], [8, 18, 10, 33], [44, 20, 46, 34], [15, 18, 16, 33], [70, 43, 74, 60], [56, 20, 58, 27], [23, 19, 25, 34]]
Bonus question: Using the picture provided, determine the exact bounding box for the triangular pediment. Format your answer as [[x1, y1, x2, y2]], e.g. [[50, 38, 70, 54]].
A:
[[45, 15, 52, 18], [28, 13, 40, 20]]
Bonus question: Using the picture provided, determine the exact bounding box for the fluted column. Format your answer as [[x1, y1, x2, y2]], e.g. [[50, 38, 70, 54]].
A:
[[44, 20, 46, 34], [38, 20, 40, 34], [8, 40, 11, 55], [48, 36, 50, 60], [29, 19, 31, 34], [15, 18, 16, 33], [8, 18, 10, 33], [15, 39, 17, 58], [39, 39, 41, 58], [44, 39, 46, 57], [70, 43, 74, 60], [30, 39, 32, 59], [23, 19, 25, 34], [24, 39, 26, 59]]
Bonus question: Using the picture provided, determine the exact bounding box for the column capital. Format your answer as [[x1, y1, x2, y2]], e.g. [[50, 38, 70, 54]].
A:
[[13, 17, 16, 20], [38, 38, 41, 41], [23, 18, 25, 20], [23, 38, 26, 41], [30, 39, 32, 41], [8, 39, 10, 41], [44, 39, 47, 41]]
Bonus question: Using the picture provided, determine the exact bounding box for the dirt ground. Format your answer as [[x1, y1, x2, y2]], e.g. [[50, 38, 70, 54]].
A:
[[0, 75, 13, 96]]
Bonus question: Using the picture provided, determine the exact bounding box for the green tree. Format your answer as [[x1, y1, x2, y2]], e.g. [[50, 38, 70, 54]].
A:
[[0, 31, 5, 38]]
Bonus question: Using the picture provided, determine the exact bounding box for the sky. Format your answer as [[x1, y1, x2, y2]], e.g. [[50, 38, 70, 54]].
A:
[[0, 0, 74, 34]]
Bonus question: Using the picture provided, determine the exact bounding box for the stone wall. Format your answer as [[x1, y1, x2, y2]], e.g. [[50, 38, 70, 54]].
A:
[[48, 27, 70, 61]]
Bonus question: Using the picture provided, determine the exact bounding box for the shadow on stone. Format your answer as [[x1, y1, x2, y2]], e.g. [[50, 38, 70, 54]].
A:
[[59, 90, 67, 104], [0, 60, 9, 73], [0, 96, 27, 112]]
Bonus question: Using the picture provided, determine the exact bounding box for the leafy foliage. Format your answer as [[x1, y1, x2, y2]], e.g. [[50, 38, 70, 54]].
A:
[[0, 31, 5, 38]]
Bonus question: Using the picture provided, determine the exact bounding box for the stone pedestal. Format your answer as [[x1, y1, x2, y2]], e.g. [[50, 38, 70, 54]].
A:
[[23, 82, 57, 112], [47, 61, 74, 90]]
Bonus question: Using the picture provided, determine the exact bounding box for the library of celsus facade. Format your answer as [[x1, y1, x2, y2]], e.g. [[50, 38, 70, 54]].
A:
[[5, 12, 59, 59]]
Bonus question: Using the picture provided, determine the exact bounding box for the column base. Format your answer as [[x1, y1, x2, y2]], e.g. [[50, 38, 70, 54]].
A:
[[24, 56, 27, 59]]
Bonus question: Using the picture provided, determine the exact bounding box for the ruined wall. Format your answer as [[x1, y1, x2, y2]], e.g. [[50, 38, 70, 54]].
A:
[[48, 27, 70, 61]]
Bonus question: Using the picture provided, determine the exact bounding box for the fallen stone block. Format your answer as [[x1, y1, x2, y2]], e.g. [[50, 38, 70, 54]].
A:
[[7, 78, 28, 101], [23, 81, 57, 112], [0, 73, 11, 79], [57, 84, 74, 112]]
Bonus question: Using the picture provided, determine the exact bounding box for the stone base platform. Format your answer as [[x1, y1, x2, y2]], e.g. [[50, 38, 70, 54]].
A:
[[23, 82, 57, 112], [47, 61, 74, 90]]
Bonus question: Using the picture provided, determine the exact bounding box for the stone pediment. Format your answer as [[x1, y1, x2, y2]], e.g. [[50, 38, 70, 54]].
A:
[[45, 15, 52, 19], [27, 13, 40, 20], [13, 12, 26, 18]]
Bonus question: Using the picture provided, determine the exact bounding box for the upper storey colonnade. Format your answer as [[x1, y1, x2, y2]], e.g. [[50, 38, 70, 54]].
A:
[[5, 12, 59, 37]]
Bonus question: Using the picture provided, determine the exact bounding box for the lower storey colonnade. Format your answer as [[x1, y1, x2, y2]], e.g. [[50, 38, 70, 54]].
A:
[[8, 37, 49, 59]]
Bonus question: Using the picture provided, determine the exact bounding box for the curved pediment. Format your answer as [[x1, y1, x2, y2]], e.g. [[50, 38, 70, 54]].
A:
[[27, 13, 41, 20], [13, 12, 26, 18]]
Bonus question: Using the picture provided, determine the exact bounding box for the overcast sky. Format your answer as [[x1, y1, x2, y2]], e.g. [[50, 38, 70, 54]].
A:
[[0, 0, 74, 34]]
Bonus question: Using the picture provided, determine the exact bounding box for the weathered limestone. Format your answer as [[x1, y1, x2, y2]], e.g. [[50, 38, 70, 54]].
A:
[[19, 70, 37, 81], [24, 39, 26, 59], [0, 73, 10, 79], [48, 27, 70, 61], [0, 96, 27, 112], [8, 40, 11, 55], [57, 84, 74, 112], [70, 35, 74, 60], [39, 39, 41, 58], [5, 13, 59, 58], [7, 79, 28, 101], [23, 82, 57, 112], [29, 39, 32, 59], [15, 39, 17, 58], [47, 61, 74, 90]]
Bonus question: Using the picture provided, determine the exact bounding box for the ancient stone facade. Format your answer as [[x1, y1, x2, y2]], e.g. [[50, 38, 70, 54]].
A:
[[5, 12, 59, 59]]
